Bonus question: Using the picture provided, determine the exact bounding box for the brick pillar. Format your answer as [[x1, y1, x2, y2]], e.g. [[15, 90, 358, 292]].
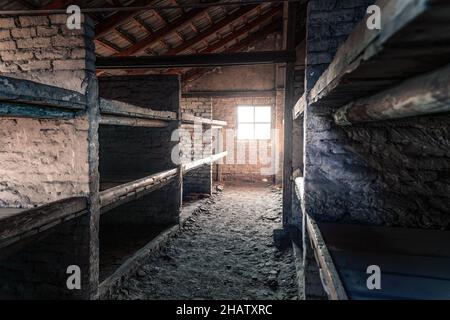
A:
[[0, 14, 99, 299]]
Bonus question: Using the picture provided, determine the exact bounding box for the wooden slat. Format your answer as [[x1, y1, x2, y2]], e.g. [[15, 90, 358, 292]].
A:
[[100, 115, 169, 127], [0, 76, 86, 111], [183, 151, 228, 172], [97, 51, 295, 69], [0, 102, 77, 119], [99, 98, 177, 121], [114, 7, 210, 57], [164, 6, 270, 55], [0, 197, 88, 247], [333, 63, 450, 125], [99, 168, 179, 209], [181, 113, 227, 126], [305, 214, 348, 300], [292, 93, 305, 120], [307, 0, 450, 109]]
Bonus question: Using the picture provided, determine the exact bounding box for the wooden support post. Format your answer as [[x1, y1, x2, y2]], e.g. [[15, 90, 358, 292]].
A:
[[282, 1, 296, 228], [334, 64, 450, 125]]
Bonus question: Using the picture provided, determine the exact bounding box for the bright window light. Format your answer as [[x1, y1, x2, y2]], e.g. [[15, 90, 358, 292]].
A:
[[237, 106, 271, 140]]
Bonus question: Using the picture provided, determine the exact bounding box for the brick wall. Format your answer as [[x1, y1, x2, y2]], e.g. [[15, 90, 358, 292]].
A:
[[212, 96, 282, 183], [0, 15, 95, 94], [99, 75, 180, 113], [180, 97, 213, 195]]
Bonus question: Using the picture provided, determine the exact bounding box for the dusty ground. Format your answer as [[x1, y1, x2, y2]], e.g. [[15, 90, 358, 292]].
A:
[[111, 184, 299, 300]]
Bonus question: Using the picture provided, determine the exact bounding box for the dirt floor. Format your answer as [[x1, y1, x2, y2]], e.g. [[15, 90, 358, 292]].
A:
[[111, 184, 299, 300]]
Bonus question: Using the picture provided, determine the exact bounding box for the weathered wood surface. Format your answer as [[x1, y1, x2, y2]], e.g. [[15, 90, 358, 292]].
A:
[[0, 102, 78, 119], [99, 98, 177, 121], [320, 222, 450, 300], [181, 113, 227, 126], [334, 63, 450, 125], [99, 168, 179, 211], [308, 0, 450, 108], [183, 151, 228, 172], [292, 93, 305, 120], [0, 76, 86, 111], [305, 215, 348, 300], [100, 115, 169, 127], [0, 197, 88, 248]]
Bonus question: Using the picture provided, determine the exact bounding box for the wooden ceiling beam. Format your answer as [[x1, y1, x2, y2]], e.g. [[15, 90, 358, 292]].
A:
[[97, 50, 294, 69], [182, 19, 282, 83], [114, 6, 213, 57], [40, 0, 79, 10], [95, 0, 159, 38], [163, 4, 260, 56]]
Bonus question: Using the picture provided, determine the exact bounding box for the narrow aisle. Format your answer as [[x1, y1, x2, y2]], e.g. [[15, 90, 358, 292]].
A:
[[112, 185, 299, 300]]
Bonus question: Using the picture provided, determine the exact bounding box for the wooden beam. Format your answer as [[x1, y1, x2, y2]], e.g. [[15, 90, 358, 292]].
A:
[[99, 169, 179, 211], [183, 151, 228, 172], [181, 113, 227, 126], [305, 213, 349, 300], [40, 0, 77, 10], [334, 63, 450, 125], [167, 11, 281, 75], [164, 5, 259, 55], [100, 115, 169, 127], [0, 197, 87, 248], [0, 75, 86, 110], [182, 19, 282, 82], [95, 38, 121, 53], [99, 97, 177, 120], [95, 0, 159, 38], [282, 0, 296, 227], [97, 50, 295, 69], [114, 7, 211, 57]]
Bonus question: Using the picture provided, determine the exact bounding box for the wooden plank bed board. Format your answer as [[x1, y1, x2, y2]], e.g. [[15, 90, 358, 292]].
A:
[[181, 113, 227, 126], [0, 76, 86, 111], [99, 98, 177, 121], [307, 0, 450, 109], [0, 197, 88, 248], [317, 222, 450, 300], [99, 169, 179, 213]]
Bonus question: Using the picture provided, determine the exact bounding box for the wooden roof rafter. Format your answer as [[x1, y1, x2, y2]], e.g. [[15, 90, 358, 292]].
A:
[[163, 4, 260, 56], [182, 18, 282, 83]]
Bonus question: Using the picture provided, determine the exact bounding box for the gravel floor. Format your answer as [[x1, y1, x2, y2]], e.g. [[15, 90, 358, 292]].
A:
[[111, 184, 299, 300]]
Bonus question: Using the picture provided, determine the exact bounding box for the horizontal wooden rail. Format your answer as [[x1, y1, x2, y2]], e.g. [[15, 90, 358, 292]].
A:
[[100, 115, 169, 128], [334, 63, 450, 125], [0, 197, 88, 249], [305, 213, 348, 300], [293, 93, 306, 120], [99, 168, 179, 212], [99, 98, 177, 121], [97, 51, 296, 70], [181, 113, 227, 126], [0, 76, 86, 112], [183, 151, 228, 172]]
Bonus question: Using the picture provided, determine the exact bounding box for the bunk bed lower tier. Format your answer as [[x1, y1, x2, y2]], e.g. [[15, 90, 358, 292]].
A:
[[315, 222, 450, 300], [0, 197, 88, 253], [99, 168, 179, 214]]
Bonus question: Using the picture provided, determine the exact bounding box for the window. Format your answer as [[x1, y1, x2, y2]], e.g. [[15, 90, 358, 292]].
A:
[[237, 106, 271, 140]]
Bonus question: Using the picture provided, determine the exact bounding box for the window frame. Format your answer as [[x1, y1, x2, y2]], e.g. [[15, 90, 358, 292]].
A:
[[236, 105, 272, 140]]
